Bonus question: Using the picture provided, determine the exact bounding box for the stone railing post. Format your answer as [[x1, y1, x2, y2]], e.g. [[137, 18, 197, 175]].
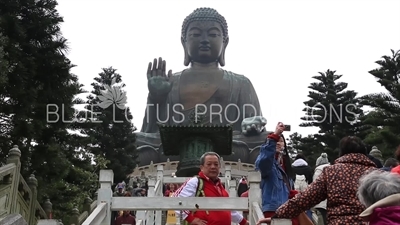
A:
[[128, 176, 134, 187], [6, 145, 21, 214], [149, 161, 154, 172], [43, 199, 53, 219], [229, 177, 239, 225], [93, 190, 98, 201], [146, 178, 155, 225], [156, 164, 163, 187], [156, 165, 163, 224], [248, 171, 261, 225], [70, 207, 79, 225], [228, 179, 237, 197], [166, 158, 171, 170], [27, 174, 38, 225], [83, 197, 93, 213], [224, 165, 231, 192], [98, 170, 113, 225]]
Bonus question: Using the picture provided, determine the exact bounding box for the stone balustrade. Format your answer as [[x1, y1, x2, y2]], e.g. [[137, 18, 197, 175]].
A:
[[0, 145, 98, 225], [0, 146, 48, 224], [82, 164, 292, 225], [128, 158, 256, 178], [0, 145, 290, 225]]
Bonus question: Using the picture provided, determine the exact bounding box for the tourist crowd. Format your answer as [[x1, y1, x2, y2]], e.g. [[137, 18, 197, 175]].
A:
[[111, 178, 148, 225], [111, 123, 400, 225], [170, 122, 400, 225], [255, 122, 400, 225]]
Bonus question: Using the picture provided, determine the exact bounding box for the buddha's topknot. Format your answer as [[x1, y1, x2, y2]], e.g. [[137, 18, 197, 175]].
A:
[[181, 7, 228, 42]]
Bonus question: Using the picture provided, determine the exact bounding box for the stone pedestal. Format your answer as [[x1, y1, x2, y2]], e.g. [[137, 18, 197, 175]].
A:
[[159, 124, 233, 177]]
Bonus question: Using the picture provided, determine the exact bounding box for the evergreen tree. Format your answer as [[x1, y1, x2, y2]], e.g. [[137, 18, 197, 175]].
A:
[[0, 0, 94, 223], [287, 132, 325, 167], [0, 32, 10, 153], [0, 32, 7, 90], [300, 70, 363, 158], [360, 113, 393, 158], [81, 67, 137, 183], [360, 49, 400, 155]]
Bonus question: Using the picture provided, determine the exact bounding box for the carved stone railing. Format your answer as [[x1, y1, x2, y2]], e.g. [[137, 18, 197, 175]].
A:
[[0, 213, 28, 225], [0, 146, 48, 224], [81, 164, 295, 225], [68, 197, 98, 225], [127, 159, 256, 178]]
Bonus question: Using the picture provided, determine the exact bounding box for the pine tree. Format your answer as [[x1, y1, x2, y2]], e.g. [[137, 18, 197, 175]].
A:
[[360, 49, 400, 154], [287, 132, 325, 166], [300, 70, 363, 158], [81, 67, 138, 183], [0, 32, 7, 90], [0, 0, 94, 222], [0, 32, 10, 153]]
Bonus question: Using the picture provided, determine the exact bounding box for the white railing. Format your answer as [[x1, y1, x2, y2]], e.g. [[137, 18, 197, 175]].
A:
[[82, 165, 290, 225], [81, 203, 107, 225]]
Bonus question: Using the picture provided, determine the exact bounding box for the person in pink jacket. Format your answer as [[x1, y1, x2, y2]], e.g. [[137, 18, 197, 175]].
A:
[[358, 170, 400, 224]]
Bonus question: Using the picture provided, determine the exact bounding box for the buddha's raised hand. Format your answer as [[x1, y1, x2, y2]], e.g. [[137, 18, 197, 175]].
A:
[[147, 57, 173, 101]]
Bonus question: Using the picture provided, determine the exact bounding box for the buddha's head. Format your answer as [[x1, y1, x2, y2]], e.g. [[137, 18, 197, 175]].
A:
[[181, 8, 229, 67]]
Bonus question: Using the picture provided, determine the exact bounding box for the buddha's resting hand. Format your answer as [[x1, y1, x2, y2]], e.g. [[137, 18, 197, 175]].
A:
[[241, 116, 266, 136], [147, 57, 172, 102]]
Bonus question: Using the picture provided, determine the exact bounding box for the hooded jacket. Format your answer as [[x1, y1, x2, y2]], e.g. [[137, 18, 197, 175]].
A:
[[292, 159, 313, 184], [359, 193, 400, 225]]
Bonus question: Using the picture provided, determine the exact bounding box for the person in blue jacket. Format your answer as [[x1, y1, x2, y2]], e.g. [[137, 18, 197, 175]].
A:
[[255, 122, 298, 224]]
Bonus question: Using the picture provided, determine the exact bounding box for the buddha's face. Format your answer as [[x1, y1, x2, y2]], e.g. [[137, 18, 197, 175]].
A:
[[184, 20, 225, 64]]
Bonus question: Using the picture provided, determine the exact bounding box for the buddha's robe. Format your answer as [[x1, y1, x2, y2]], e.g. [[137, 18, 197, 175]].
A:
[[140, 70, 262, 133]]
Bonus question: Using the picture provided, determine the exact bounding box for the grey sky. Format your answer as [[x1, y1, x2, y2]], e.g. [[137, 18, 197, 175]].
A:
[[56, 0, 400, 136]]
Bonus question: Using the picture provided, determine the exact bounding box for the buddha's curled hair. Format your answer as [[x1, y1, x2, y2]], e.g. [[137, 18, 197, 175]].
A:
[[181, 7, 229, 42]]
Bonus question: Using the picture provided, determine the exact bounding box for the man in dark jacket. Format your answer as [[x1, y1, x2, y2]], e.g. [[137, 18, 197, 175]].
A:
[[381, 158, 398, 171]]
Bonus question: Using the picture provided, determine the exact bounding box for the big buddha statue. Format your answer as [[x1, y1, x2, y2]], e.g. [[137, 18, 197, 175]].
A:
[[136, 8, 269, 166]]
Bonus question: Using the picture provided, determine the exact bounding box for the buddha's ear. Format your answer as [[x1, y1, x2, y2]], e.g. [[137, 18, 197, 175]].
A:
[[218, 36, 229, 67], [181, 37, 191, 66]]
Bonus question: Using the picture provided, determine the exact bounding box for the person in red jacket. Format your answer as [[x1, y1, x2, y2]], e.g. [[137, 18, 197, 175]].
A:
[[173, 152, 248, 225], [164, 183, 178, 197], [391, 145, 400, 175], [114, 210, 136, 225]]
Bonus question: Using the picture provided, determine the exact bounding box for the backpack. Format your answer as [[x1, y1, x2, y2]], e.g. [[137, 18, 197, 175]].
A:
[[182, 176, 208, 225], [294, 174, 308, 192]]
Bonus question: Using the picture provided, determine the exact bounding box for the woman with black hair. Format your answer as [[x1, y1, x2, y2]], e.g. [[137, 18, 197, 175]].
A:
[[237, 177, 249, 197], [255, 122, 300, 225], [258, 136, 377, 225]]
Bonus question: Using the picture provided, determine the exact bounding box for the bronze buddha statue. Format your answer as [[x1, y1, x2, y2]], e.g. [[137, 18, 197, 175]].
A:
[[136, 8, 268, 166]]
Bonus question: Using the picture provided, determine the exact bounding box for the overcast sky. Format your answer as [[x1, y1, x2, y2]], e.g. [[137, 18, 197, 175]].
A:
[[56, 0, 400, 136]]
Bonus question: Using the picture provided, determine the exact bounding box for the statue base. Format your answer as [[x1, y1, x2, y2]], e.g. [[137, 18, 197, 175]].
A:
[[175, 136, 214, 177], [158, 124, 233, 177]]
